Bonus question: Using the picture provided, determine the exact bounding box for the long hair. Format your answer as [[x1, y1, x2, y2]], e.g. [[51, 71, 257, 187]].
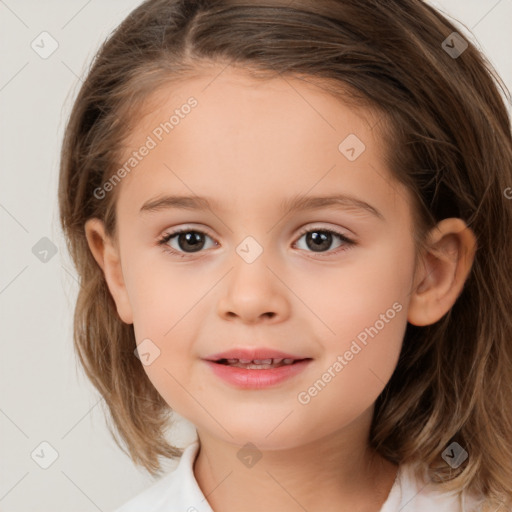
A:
[[58, 1, 512, 509]]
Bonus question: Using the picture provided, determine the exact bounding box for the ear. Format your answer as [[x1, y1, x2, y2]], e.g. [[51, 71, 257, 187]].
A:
[[84, 218, 133, 324], [407, 218, 477, 326]]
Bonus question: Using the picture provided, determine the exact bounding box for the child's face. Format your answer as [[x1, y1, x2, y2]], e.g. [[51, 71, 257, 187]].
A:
[[95, 66, 420, 449]]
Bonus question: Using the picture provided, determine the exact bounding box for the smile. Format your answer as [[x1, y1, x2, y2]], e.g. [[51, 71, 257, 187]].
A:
[[203, 347, 312, 388]]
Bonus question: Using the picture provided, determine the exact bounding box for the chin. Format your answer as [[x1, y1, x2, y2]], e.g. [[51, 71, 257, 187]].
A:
[[198, 411, 315, 451]]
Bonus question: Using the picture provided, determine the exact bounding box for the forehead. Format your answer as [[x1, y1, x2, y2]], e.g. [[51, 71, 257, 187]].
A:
[[126, 66, 381, 153], [114, 65, 409, 221]]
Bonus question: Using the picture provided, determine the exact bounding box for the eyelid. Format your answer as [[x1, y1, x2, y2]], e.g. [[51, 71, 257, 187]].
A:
[[159, 222, 354, 241], [159, 224, 216, 240], [295, 223, 355, 241]]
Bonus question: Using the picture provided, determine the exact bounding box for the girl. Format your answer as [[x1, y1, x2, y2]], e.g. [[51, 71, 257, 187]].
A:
[[58, 0, 512, 511]]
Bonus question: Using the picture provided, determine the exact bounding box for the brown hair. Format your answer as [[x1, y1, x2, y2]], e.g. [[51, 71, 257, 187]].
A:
[[58, 0, 512, 509]]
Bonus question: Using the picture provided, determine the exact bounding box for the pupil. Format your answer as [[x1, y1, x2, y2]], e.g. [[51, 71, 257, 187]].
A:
[[307, 231, 331, 252], [179, 232, 204, 252]]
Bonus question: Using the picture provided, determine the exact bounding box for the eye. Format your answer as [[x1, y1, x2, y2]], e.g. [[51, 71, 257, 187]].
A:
[[157, 226, 356, 259], [157, 228, 217, 257], [293, 227, 355, 255]]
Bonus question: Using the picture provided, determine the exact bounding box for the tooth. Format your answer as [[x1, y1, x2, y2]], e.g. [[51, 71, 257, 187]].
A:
[[253, 359, 272, 364], [272, 358, 283, 364], [282, 358, 294, 365], [238, 359, 252, 364], [226, 359, 238, 364]]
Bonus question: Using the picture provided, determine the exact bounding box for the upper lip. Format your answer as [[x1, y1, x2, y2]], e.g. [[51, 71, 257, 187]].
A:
[[204, 347, 309, 362]]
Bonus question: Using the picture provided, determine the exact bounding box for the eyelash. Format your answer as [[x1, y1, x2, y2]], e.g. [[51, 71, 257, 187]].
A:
[[157, 226, 356, 259]]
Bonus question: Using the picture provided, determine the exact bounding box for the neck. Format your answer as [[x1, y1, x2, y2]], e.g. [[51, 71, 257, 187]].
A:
[[193, 408, 398, 512]]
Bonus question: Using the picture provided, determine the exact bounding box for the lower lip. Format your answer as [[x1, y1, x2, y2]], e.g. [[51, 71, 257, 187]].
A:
[[204, 360, 311, 389]]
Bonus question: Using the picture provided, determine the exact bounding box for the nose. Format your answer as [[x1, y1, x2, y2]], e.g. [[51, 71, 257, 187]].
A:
[[216, 254, 290, 324]]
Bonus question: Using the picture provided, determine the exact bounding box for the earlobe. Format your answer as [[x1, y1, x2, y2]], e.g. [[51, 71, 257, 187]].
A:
[[84, 218, 134, 325], [407, 218, 477, 327]]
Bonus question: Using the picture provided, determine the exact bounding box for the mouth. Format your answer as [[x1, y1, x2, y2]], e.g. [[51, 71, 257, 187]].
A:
[[213, 357, 308, 369], [203, 348, 312, 389], [204, 348, 311, 368]]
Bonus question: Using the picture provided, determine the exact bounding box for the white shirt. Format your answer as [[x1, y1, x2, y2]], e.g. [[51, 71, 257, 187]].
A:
[[113, 441, 484, 512]]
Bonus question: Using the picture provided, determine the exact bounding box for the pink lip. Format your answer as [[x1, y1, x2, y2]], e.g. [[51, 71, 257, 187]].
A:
[[203, 347, 312, 389]]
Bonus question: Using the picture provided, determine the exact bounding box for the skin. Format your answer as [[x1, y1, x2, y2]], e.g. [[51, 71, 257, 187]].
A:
[[85, 64, 476, 512]]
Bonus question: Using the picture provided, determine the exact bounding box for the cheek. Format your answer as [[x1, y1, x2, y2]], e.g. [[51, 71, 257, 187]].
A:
[[298, 238, 415, 344], [300, 238, 414, 395], [123, 254, 212, 406], [292, 259, 411, 439], [123, 249, 202, 333]]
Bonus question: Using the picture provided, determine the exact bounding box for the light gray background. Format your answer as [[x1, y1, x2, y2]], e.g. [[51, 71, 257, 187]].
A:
[[1, 1, 511, 511]]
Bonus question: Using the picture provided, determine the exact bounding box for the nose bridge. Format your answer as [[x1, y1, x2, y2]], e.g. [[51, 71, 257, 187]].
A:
[[235, 233, 266, 266], [217, 233, 289, 323]]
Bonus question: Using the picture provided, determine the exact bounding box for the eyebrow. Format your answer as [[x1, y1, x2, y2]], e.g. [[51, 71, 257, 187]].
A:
[[139, 193, 384, 220]]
